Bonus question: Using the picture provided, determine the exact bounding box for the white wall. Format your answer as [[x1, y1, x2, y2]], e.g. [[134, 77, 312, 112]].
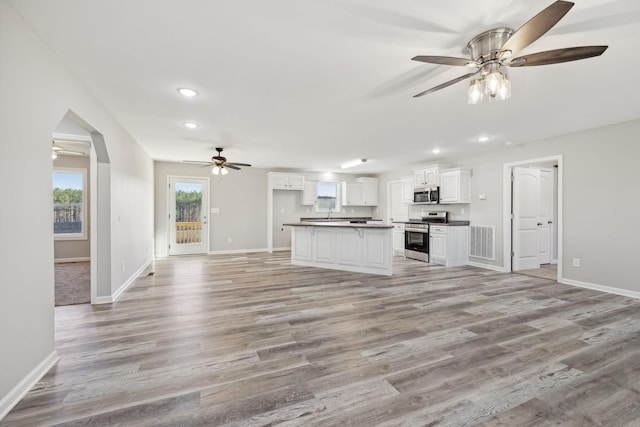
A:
[[154, 164, 377, 255], [154, 162, 269, 255], [0, 1, 154, 416], [378, 119, 640, 295]]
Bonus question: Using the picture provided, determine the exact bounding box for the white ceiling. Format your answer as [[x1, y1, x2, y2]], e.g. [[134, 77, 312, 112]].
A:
[[11, 0, 640, 173]]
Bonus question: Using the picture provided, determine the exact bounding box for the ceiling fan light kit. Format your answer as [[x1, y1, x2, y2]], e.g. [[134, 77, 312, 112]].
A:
[[412, 1, 608, 104]]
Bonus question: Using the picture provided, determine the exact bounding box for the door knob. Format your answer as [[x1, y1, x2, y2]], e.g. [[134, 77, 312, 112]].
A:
[[548, 221, 553, 224], [537, 223, 543, 226]]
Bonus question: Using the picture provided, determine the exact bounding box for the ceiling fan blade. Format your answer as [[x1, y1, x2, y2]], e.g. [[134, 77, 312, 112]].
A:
[[224, 164, 241, 171], [499, 1, 575, 59], [413, 70, 480, 98], [183, 160, 214, 165], [57, 149, 85, 155], [225, 162, 251, 167], [412, 56, 477, 67], [508, 45, 608, 67]]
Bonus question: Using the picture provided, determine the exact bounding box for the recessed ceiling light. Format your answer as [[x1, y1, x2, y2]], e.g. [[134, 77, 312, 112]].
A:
[[477, 135, 490, 142], [432, 148, 441, 154], [177, 87, 198, 97], [340, 158, 367, 169], [183, 122, 199, 129]]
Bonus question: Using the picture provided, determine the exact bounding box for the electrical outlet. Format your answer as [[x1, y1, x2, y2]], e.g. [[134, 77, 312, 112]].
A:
[[227, 237, 232, 243], [121, 261, 125, 271], [461, 207, 465, 214], [572, 258, 580, 267]]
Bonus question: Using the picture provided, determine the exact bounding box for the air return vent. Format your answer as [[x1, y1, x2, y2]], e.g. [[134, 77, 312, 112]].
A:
[[469, 225, 495, 260]]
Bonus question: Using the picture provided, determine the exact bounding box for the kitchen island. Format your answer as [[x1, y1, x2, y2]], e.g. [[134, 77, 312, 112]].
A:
[[283, 222, 393, 276]]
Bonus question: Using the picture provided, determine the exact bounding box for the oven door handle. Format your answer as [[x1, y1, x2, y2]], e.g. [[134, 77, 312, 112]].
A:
[[405, 228, 429, 233]]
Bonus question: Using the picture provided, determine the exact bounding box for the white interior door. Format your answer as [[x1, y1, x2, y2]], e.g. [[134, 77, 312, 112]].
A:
[[512, 167, 540, 271], [538, 168, 553, 264], [169, 177, 209, 255]]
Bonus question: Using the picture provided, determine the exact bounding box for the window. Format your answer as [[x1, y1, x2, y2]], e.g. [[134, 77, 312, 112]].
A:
[[316, 181, 340, 212], [53, 168, 87, 240]]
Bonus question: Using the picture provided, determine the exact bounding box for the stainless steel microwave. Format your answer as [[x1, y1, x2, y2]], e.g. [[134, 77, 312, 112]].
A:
[[413, 186, 440, 204]]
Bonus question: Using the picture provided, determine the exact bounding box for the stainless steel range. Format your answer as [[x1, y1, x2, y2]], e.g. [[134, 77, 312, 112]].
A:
[[404, 211, 448, 262]]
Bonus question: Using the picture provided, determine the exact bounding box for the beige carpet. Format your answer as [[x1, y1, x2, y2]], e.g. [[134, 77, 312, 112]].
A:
[[55, 262, 90, 306], [518, 264, 557, 281]]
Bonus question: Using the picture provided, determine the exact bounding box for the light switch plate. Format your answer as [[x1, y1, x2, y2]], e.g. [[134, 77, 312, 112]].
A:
[[211, 208, 220, 213]]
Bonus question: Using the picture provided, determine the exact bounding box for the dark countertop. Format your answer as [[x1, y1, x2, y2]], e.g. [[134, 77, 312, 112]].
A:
[[300, 217, 380, 222], [395, 220, 470, 226], [284, 221, 393, 229]]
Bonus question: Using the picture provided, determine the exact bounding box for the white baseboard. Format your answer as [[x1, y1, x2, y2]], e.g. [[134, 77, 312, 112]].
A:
[[466, 261, 508, 273], [54, 257, 90, 264], [272, 247, 291, 252], [551, 259, 558, 265], [209, 248, 274, 255], [94, 257, 154, 305], [560, 278, 640, 300], [0, 351, 59, 421]]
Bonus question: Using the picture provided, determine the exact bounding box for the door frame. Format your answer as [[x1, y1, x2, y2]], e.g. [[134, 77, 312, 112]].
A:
[[167, 175, 210, 255], [503, 155, 563, 280]]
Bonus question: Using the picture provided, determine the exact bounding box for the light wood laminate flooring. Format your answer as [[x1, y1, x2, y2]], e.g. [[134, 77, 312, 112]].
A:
[[3, 253, 640, 426]]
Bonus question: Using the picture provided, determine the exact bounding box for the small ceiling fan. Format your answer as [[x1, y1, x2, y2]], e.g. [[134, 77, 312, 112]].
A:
[[183, 147, 252, 175], [412, 1, 608, 102], [52, 141, 85, 159]]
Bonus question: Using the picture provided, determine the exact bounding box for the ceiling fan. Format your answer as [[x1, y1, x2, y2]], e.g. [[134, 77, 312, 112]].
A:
[[412, 1, 608, 103], [183, 147, 252, 175], [52, 141, 85, 159]]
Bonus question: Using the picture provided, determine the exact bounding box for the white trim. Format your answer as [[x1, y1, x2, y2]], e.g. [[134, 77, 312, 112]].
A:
[[209, 248, 269, 255], [560, 278, 640, 300], [52, 132, 92, 143], [0, 351, 59, 421], [94, 258, 153, 305], [503, 155, 563, 280], [54, 257, 90, 263], [466, 261, 508, 273], [551, 259, 558, 265], [272, 247, 291, 252]]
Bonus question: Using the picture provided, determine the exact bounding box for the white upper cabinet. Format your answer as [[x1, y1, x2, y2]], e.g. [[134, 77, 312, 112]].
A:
[[268, 172, 305, 190], [439, 168, 470, 204], [413, 164, 448, 188], [302, 181, 317, 206], [358, 177, 378, 206], [341, 177, 378, 206], [341, 181, 364, 206]]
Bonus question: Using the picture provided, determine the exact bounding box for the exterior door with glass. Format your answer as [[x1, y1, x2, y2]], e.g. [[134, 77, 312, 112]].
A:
[[168, 177, 209, 255]]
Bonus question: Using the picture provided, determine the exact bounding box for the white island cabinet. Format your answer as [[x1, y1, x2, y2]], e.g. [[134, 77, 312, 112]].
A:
[[286, 222, 393, 276]]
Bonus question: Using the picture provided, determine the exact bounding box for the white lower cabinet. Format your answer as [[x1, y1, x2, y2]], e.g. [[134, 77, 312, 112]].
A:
[[429, 225, 469, 267], [392, 224, 405, 255]]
